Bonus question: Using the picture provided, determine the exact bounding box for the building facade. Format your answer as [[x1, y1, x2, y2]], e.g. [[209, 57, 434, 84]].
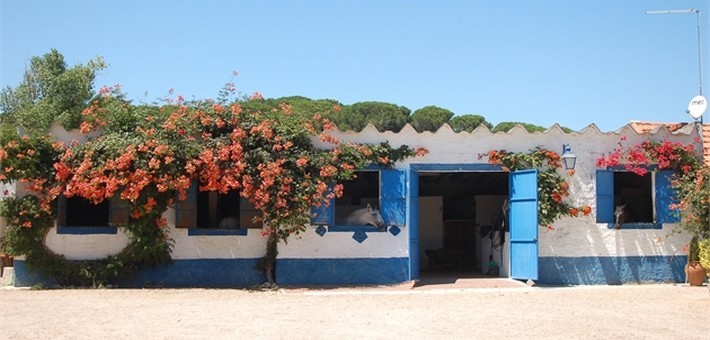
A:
[[7, 122, 705, 287]]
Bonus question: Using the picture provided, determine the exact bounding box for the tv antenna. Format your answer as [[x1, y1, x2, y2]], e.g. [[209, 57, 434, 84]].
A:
[[645, 9, 705, 122]]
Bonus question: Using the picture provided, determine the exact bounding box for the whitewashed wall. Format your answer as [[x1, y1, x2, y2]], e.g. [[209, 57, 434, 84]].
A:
[[22, 122, 704, 264], [320, 123, 701, 262]]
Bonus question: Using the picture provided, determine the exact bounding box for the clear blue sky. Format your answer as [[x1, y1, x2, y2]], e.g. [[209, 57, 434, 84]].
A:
[[2, 0, 709, 132]]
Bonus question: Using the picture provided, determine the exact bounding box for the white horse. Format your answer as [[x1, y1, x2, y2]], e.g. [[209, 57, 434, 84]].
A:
[[218, 216, 240, 229], [344, 204, 385, 229]]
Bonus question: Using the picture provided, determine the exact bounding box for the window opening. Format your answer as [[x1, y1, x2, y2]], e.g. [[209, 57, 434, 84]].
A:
[[335, 171, 383, 227], [197, 190, 240, 229], [613, 172, 654, 224], [65, 197, 109, 227]]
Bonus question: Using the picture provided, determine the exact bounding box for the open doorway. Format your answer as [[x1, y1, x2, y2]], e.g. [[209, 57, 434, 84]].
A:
[[417, 171, 509, 282]]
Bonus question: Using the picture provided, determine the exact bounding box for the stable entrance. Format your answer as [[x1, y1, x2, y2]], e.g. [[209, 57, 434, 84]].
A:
[[408, 166, 538, 282]]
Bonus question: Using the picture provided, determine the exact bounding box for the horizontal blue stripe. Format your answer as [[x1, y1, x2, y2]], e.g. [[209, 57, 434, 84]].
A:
[[187, 228, 248, 236], [538, 255, 688, 285], [13, 255, 689, 288], [276, 257, 409, 286], [11, 261, 57, 287], [12, 258, 409, 287], [11, 259, 266, 288], [117, 259, 264, 287], [56, 226, 118, 235], [328, 225, 386, 232], [411, 163, 502, 171]]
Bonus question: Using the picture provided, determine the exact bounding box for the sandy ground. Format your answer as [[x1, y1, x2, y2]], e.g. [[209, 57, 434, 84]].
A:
[[1, 282, 709, 339]]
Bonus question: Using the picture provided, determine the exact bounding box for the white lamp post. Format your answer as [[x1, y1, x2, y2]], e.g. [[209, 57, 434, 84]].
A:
[[561, 144, 577, 170]]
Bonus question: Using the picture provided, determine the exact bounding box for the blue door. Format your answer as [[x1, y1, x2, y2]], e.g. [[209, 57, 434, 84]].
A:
[[408, 169, 420, 281], [509, 169, 539, 280]]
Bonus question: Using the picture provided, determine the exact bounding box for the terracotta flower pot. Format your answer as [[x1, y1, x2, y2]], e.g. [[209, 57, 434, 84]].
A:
[[686, 261, 707, 286]]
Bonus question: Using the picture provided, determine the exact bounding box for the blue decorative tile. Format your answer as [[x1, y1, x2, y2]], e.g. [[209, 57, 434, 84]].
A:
[[352, 231, 368, 243], [315, 226, 327, 237], [389, 225, 401, 236]]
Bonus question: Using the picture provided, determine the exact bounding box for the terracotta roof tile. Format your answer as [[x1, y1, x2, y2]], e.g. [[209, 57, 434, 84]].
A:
[[628, 121, 689, 133]]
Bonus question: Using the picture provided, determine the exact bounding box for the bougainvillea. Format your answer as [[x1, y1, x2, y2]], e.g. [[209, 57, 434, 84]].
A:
[[479, 147, 592, 230], [597, 137, 709, 258], [0, 87, 427, 286]]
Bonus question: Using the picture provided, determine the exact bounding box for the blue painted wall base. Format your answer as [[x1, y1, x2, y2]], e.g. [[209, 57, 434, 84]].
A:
[[12, 259, 266, 288], [12, 261, 56, 287], [14, 256, 686, 287], [276, 257, 409, 286], [117, 259, 265, 288], [12, 257, 409, 287], [538, 256, 688, 285]]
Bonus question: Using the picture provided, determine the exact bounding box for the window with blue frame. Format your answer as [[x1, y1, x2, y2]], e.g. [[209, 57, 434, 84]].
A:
[[56, 195, 127, 234], [62, 196, 109, 227], [311, 169, 406, 231], [175, 182, 262, 231], [596, 169, 678, 228], [335, 171, 381, 227]]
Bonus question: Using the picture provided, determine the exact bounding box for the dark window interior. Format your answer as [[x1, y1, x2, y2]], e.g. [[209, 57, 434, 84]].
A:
[[613, 172, 653, 223], [197, 190, 240, 228], [65, 197, 109, 226]]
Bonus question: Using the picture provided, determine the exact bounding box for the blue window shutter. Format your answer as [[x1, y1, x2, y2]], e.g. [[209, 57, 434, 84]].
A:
[[381, 169, 406, 226], [57, 195, 67, 226], [656, 170, 679, 223], [596, 169, 614, 223], [310, 197, 334, 225], [175, 182, 198, 228]]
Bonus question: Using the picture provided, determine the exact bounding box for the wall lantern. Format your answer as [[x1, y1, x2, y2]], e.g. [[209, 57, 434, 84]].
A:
[[561, 144, 577, 170]]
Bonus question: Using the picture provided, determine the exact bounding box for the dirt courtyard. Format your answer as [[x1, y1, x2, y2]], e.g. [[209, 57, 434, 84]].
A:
[[1, 283, 709, 339]]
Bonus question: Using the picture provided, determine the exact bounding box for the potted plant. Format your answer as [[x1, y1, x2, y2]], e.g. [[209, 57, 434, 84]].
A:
[[686, 236, 707, 286]]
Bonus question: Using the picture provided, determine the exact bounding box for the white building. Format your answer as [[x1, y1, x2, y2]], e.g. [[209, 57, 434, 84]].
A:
[[6, 121, 707, 287]]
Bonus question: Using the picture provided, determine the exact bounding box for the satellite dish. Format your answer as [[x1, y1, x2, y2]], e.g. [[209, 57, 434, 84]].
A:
[[687, 95, 707, 120]]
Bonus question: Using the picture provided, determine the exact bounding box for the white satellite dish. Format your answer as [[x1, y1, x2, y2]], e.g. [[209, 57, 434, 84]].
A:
[[687, 95, 707, 120]]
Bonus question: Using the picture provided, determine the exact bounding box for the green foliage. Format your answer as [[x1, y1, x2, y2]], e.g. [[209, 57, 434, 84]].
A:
[[0, 49, 105, 133], [492, 122, 546, 133], [698, 238, 710, 274], [448, 114, 492, 132], [0, 133, 60, 183], [688, 236, 701, 262], [278, 96, 342, 116], [410, 106, 454, 132], [559, 126, 574, 133], [334, 101, 410, 132]]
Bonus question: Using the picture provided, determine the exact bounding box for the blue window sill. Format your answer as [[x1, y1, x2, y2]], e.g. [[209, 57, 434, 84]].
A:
[[57, 226, 118, 235], [187, 228, 248, 236], [606, 223, 662, 230], [328, 225, 387, 232]]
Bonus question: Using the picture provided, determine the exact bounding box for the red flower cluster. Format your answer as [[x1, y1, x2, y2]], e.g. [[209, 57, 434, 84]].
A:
[[596, 138, 701, 176]]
